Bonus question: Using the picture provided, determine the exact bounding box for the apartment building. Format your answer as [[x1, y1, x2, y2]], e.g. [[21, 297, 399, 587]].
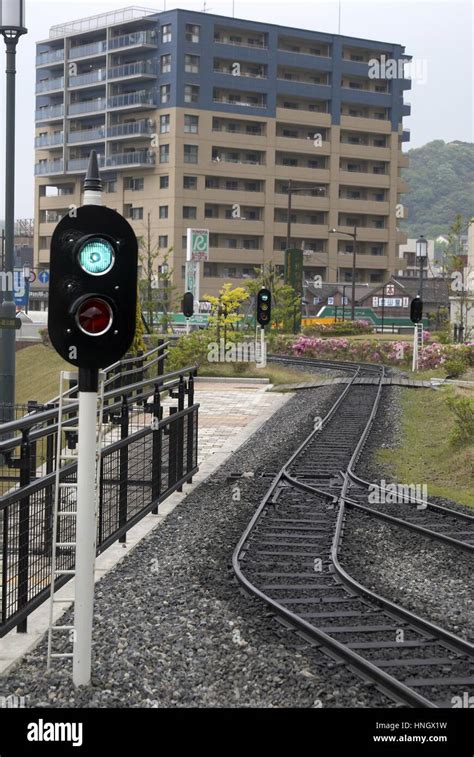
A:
[[34, 6, 411, 297]]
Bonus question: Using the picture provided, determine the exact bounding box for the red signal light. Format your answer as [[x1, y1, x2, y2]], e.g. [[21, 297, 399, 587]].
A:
[[76, 297, 113, 336]]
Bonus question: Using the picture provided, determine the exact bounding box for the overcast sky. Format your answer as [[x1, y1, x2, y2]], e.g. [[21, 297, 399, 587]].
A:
[[0, 0, 472, 218]]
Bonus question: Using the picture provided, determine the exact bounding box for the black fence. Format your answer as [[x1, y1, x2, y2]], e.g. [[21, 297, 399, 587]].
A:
[[0, 344, 199, 636]]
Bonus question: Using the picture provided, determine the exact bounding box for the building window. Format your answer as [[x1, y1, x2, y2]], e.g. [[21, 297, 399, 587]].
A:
[[182, 235, 187, 249], [159, 205, 168, 219], [184, 84, 199, 103], [124, 177, 144, 191], [184, 144, 198, 163], [183, 206, 197, 219], [185, 23, 200, 43], [205, 177, 219, 189], [160, 114, 170, 133], [184, 54, 199, 73], [159, 145, 169, 163], [161, 54, 171, 73], [158, 235, 168, 248], [161, 24, 172, 43], [184, 114, 199, 133], [104, 179, 117, 193], [183, 175, 197, 189], [126, 206, 143, 221], [160, 84, 171, 104], [160, 175, 169, 189]]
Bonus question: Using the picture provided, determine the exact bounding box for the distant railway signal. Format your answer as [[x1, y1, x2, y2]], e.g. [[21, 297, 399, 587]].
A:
[[256, 288, 271, 328], [182, 291, 194, 318], [410, 296, 423, 324], [48, 205, 138, 370]]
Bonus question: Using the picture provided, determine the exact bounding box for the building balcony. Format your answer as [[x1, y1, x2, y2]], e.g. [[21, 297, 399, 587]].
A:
[[274, 193, 330, 210], [108, 90, 158, 110], [108, 61, 159, 81], [35, 104, 65, 123], [213, 67, 267, 79], [339, 143, 391, 161], [107, 120, 154, 139], [209, 159, 265, 176], [35, 132, 64, 149], [69, 70, 107, 88], [213, 96, 267, 109], [340, 114, 391, 132], [338, 254, 388, 269], [69, 40, 107, 61], [68, 98, 106, 116], [36, 48, 64, 67], [338, 170, 390, 188], [399, 152, 409, 168], [398, 177, 410, 192], [108, 30, 157, 51], [274, 221, 329, 238], [206, 218, 265, 234], [36, 77, 64, 94], [68, 126, 106, 144], [338, 198, 389, 214], [39, 193, 78, 209], [67, 156, 105, 172], [207, 248, 265, 264], [338, 226, 389, 242], [213, 34, 267, 50], [275, 165, 331, 182], [204, 188, 265, 204], [35, 160, 64, 175], [106, 150, 155, 168], [275, 136, 331, 153], [276, 107, 331, 126]]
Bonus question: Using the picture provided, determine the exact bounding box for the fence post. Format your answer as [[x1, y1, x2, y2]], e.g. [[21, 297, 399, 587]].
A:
[[157, 339, 164, 378], [17, 429, 31, 632], [118, 396, 129, 544], [186, 373, 195, 484], [168, 407, 178, 490], [176, 377, 185, 492], [44, 414, 55, 556], [151, 384, 162, 514]]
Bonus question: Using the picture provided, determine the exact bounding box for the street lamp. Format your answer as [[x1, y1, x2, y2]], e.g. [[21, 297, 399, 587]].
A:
[[416, 235, 428, 300], [330, 226, 358, 320], [0, 0, 27, 417]]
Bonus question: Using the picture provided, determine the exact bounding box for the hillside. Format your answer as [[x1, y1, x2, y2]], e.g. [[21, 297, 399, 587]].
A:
[[401, 140, 474, 238]]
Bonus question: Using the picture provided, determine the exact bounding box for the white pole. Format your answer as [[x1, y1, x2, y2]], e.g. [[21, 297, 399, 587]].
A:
[[412, 327, 417, 372], [186, 317, 190, 335], [260, 326, 267, 368], [73, 390, 98, 686]]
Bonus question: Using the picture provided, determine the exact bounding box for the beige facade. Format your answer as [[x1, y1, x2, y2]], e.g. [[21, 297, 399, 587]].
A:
[[34, 9, 409, 299]]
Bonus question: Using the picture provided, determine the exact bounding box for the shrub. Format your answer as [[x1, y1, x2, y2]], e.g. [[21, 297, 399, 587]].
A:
[[165, 330, 213, 372], [303, 320, 373, 337], [39, 328, 51, 347], [446, 394, 474, 445], [443, 357, 468, 378]]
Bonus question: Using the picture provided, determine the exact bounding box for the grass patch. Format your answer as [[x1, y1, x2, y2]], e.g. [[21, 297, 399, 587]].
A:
[[376, 387, 474, 508], [16, 344, 70, 406], [199, 362, 324, 387]]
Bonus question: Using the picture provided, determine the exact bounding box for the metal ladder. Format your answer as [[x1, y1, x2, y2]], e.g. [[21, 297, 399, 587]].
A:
[[416, 322, 424, 350], [46, 370, 105, 669]]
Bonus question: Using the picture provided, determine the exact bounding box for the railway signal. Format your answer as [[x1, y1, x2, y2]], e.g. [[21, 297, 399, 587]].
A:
[[256, 287, 271, 327], [256, 288, 271, 368], [182, 291, 194, 334], [47, 151, 138, 688], [410, 296, 423, 324], [48, 200, 137, 370]]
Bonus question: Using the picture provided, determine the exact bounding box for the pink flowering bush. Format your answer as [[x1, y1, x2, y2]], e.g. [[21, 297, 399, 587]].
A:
[[289, 336, 474, 370]]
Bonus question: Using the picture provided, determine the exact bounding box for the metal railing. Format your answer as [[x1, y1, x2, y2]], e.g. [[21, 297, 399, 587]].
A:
[[34, 161, 64, 176], [35, 77, 64, 94], [68, 127, 106, 144], [69, 70, 107, 88], [106, 120, 153, 138], [36, 49, 65, 66], [0, 343, 199, 636], [69, 40, 107, 60], [35, 133, 64, 148], [68, 98, 107, 115], [108, 90, 157, 109], [35, 105, 65, 122]]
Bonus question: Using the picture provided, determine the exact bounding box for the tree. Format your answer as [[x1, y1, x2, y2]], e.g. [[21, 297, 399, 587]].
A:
[[204, 282, 249, 342], [138, 212, 178, 333], [129, 284, 146, 355]]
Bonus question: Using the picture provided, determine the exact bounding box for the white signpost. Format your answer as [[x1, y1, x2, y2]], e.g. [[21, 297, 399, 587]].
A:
[[185, 229, 209, 311]]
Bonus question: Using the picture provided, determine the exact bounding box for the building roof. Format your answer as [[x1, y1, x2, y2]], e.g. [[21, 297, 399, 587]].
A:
[[391, 276, 450, 304]]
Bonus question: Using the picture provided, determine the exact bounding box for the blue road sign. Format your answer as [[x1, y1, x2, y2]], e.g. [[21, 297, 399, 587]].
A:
[[38, 270, 50, 284], [13, 270, 30, 308]]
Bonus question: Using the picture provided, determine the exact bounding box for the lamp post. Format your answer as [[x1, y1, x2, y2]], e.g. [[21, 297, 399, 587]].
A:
[[330, 226, 358, 320], [416, 235, 428, 301], [0, 0, 27, 417]]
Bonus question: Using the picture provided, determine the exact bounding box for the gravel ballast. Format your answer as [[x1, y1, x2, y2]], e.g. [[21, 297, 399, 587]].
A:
[[1, 383, 392, 708]]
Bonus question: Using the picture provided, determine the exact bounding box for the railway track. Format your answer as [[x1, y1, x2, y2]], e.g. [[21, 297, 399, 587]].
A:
[[233, 357, 474, 707]]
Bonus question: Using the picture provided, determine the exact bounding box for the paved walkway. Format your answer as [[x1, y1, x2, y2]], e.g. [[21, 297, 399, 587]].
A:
[[0, 379, 290, 674]]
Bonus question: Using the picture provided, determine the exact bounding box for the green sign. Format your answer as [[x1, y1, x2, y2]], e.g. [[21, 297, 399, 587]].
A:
[[0, 317, 22, 330], [187, 228, 209, 261]]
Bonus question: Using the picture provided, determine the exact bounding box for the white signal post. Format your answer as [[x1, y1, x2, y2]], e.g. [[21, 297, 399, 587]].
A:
[[73, 151, 103, 687], [260, 326, 267, 368]]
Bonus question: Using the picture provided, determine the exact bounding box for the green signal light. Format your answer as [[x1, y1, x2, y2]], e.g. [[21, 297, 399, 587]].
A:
[[78, 238, 115, 275]]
